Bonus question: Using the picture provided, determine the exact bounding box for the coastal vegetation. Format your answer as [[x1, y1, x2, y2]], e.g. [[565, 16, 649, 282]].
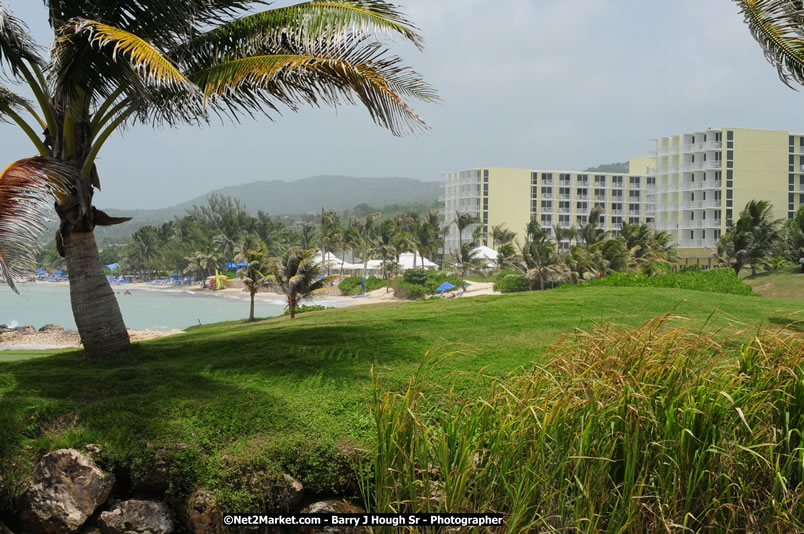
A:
[[0, 286, 801, 529], [0, 0, 436, 355]]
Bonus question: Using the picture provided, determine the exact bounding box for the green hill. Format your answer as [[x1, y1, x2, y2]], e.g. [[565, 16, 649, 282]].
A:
[[583, 161, 629, 173], [85, 175, 440, 244]]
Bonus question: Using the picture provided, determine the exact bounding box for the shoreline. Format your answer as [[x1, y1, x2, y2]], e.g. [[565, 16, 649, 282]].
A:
[[2, 280, 499, 350]]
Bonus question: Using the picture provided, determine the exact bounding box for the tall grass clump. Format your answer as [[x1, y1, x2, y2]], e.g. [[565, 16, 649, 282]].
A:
[[365, 317, 804, 532], [569, 268, 757, 296]]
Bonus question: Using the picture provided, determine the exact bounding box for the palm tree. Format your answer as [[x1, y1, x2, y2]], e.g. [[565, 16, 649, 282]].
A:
[[577, 206, 607, 247], [235, 234, 270, 321], [454, 212, 478, 253], [320, 209, 340, 277], [519, 233, 567, 291], [736, 0, 804, 89], [717, 200, 781, 275], [268, 247, 331, 319], [0, 2, 435, 355], [450, 242, 486, 287]]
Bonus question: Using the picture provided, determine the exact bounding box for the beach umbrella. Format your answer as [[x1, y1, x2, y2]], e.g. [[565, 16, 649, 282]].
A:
[[35, 268, 47, 274], [435, 282, 456, 294], [106, 263, 120, 270], [169, 272, 179, 277], [237, 262, 248, 267], [53, 270, 64, 275]]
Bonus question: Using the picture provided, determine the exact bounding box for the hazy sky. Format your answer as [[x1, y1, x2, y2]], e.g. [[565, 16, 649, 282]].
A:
[[2, 1, 803, 210]]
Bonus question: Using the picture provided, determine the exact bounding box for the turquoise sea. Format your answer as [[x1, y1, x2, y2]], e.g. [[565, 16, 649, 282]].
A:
[[1, 283, 350, 331]]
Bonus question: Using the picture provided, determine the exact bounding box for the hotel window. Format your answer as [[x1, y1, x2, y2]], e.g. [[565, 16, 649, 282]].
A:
[[611, 203, 623, 212], [612, 216, 622, 226], [541, 214, 552, 225], [576, 215, 588, 225], [790, 155, 795, 172], [531, 200, 538, 212], [483, 170, 489, 182], [612, 176, 624, 186], [646, 176, 655, 186], [629, 176, 641, 186], [531, 185, 538, 197], [542, 173, 553, 185], [577, 188, 588, 198], [595, 189, 606, 200], [727, 170, 733, 188], [595, 175, 607, 186], [541, 200, 553, 210], [594, 202, 605, 210], [629, 203, 640, 213], [559, 173, 571, 185], [559, 201, 570, 211], [531, 172, 538, 185], [611, 190, 623, 199], [559, 187, 571, 197], [629, 217, 640, 224], [577, 201, 588, 211], [559, 215, 570, 225], [541, 186, 553, 196], [629, 190, 641, 200], [577, 174, 588, 185]]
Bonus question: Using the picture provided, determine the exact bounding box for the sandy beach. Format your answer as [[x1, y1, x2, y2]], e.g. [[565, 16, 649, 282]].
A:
[[1, 279, 499, 350]]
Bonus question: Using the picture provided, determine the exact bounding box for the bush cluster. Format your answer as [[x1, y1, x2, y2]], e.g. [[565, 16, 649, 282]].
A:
[[570, 268, 757, 296], [393, 269, 464, 300], [338, 276, 387, 296], [493, 269, 529, 293], [282, 304, 331, 316]]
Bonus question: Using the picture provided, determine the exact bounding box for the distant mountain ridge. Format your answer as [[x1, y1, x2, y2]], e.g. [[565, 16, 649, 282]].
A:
[[92, 175, 440, 243]]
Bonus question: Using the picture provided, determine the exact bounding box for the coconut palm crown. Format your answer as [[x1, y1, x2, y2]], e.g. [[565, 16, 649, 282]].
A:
[[0, 1, 436, 355]]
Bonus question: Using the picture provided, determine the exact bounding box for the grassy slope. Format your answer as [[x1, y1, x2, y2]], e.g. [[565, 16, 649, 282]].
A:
[[742, 265, 804, 299], [0, 287, 802, 508]]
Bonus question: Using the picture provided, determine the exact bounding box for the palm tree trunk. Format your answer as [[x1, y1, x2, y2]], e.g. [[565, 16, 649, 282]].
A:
[[363, 247, 369, 280], [249, 291, 255, 321], [540, 276, 545, 291], [64, 230, 130, 355], [289, 295, 296, 319]]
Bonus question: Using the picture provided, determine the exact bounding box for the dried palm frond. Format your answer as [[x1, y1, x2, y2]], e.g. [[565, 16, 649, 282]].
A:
[[0, 157, 73, 293]]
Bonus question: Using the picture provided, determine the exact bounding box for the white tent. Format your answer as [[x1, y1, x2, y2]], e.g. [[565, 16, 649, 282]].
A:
[[398, 252, 438, 270], [471, 245, 499, 260]]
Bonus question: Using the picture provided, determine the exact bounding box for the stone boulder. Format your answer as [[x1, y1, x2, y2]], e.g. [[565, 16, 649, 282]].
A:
[[184, 490, 221, 534], [298, 500, 365, 534], [97, 500, 174, 534], [21, 449, 115, 534], [133, 448, 171, 494], [15, 325, 35, 334], [266, 474, 304, 512], [38, 324, 65, 333]]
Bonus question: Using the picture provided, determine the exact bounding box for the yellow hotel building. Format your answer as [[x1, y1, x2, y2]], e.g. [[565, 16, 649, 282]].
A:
[[442, 127, 804, 266]]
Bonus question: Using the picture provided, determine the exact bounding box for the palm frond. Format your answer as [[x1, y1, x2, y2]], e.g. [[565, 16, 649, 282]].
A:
[[65, 19, 195, 92], [189, 39, 435, 134], [0, 157, 73, 293], [0, 85, 31, 122], [175, 0, 424, 70], [736, 0, 804, 88], [0, 7, 42, 76]]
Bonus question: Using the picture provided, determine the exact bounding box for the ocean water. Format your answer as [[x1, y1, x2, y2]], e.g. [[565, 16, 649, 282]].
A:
[[0, 283, 347, 331]]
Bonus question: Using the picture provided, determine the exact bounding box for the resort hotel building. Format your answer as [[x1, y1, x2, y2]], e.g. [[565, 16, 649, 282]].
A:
[[441, 127, 804, 267]]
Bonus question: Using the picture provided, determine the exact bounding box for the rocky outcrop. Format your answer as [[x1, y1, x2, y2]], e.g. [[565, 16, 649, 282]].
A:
[[21, 449, 114, 534], [97, 500, 174, 534], [133, 448, 171, 494], [298, 500, 365, 534], [38, 324, 65, 333], [184, 490, 221, 534], [267, 474, 304, 513]]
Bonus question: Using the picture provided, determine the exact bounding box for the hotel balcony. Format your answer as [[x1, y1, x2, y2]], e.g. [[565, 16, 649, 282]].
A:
[[678, 239, 717, 249], [681, 199, 721, 210]]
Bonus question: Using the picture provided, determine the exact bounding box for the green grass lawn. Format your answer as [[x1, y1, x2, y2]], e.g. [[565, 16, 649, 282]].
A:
[[742, 265, 804, 299], [0, 286, 802, 512]]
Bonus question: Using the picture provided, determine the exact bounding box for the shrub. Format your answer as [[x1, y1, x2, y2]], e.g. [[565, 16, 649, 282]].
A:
[[338, 276, 386, 296], [421, 271, 463, 295], [563, 268, 757, 296], [493, 270, 529, 293], [403, 268, 428, 285], [392, 278, 428, 300], [282, 304, 331, 316]]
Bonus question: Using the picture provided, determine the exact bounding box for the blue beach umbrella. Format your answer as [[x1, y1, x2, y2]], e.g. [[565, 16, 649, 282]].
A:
[[435, 282, 456, 294], [35, 268, 47, 274], [53, 269, 64, 275], [169, 272, 180, 277], [106, 263, 120, 270], [237, 262, 248, 267]]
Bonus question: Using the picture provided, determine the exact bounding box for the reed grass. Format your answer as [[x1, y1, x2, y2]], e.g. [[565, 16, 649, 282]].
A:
[[366, 316, 804, 532]]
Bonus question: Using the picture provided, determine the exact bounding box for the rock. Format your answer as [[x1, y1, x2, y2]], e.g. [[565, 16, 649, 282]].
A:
[[38, 324, 65, 333], [184, 490, 221, 534], [15, 325, 35, 334], [134, 448, 171, 494], [97, 499, 174, 534], [0, 521, 15, 534], [85, 443, 102, 456], [21, 448, 115, 534], [266, 474, 304, 512], [298, 500, 365, 534]]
